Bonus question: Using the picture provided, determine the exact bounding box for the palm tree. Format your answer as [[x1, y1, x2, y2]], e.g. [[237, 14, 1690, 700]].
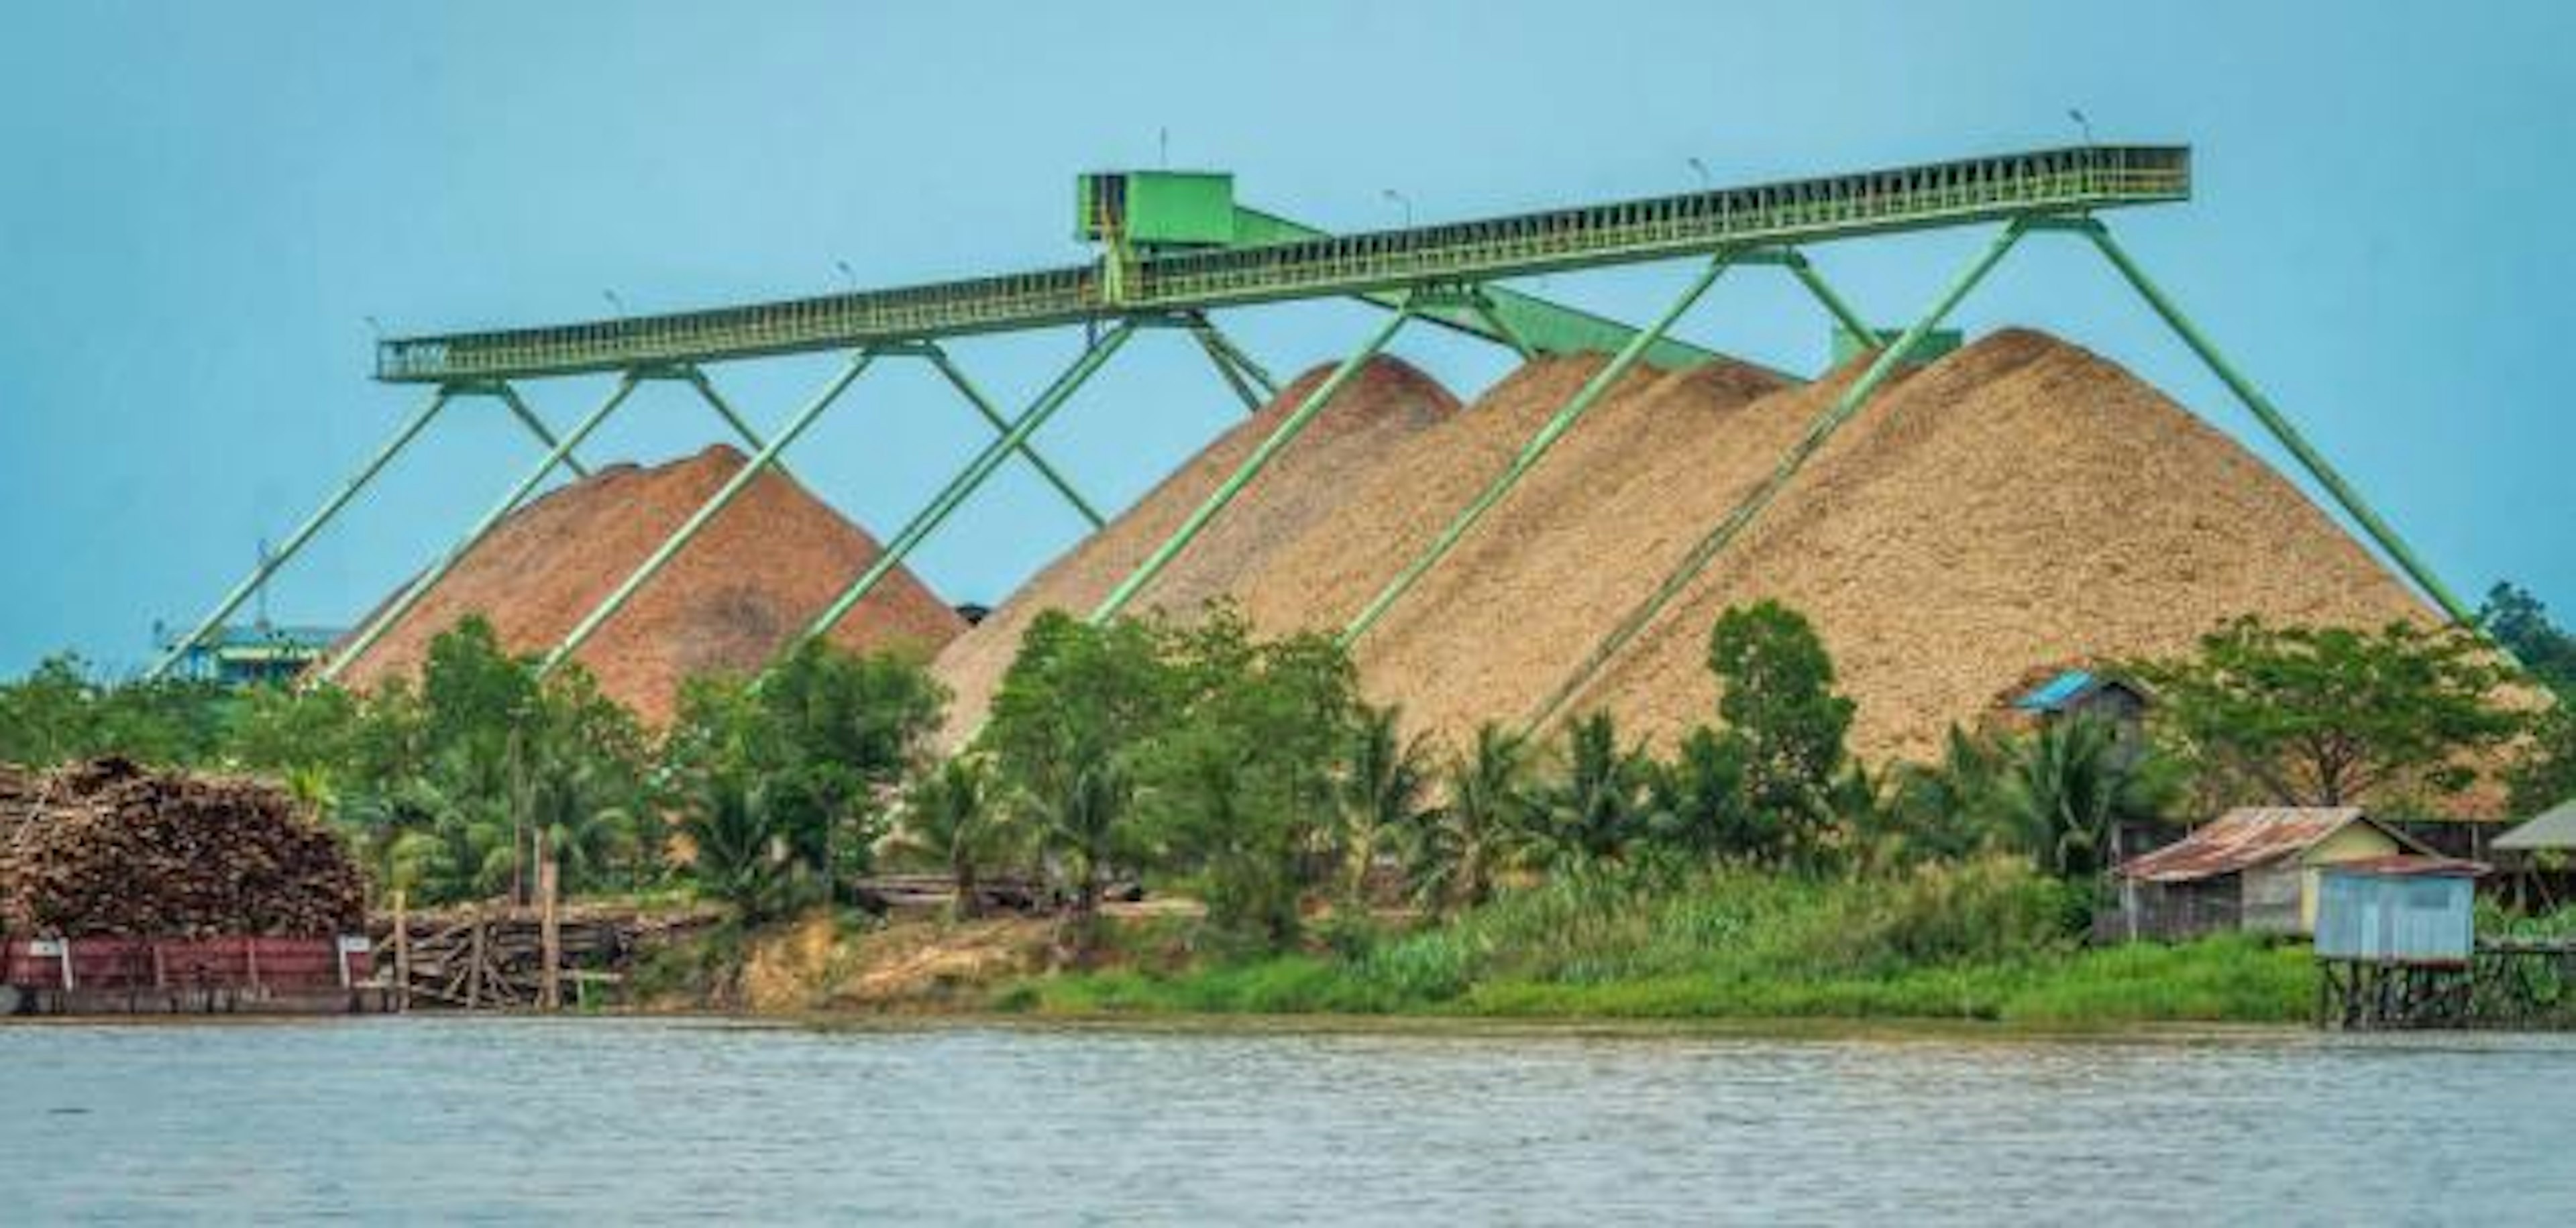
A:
[[1336, 704, 1436, 905], [1998, 715, 2180, 879], [1028, 759, 1133, 957], [1414, 723, 1540, 911], [887, 755, 1013, 918], [1543, 711, 1650, 863], [678, 771, 808, 921]]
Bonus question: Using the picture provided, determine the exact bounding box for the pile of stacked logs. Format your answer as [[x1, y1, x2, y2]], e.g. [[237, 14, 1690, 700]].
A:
[[376, 901, 722, 1009], [0, 757, 365, 938]]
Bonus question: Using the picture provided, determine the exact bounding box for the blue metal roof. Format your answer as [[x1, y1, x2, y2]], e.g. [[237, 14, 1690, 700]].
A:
[[2013, 669, 2098, 712]]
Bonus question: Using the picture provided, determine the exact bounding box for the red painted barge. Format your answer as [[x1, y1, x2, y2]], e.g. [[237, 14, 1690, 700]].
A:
[[1, 935, 389, 1015]]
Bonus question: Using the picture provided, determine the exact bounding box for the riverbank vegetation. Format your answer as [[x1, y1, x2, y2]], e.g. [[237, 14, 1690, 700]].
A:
[[2, 583, 2569, 1025]]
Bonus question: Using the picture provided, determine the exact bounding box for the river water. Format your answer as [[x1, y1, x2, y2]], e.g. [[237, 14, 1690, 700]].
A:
[[3, 1016, 2571, 1223]]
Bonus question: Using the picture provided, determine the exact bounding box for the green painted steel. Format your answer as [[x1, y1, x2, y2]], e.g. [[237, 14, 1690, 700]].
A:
[[1785, 256, 1875, 345], [146, 386, 452, 680], [537, 353, 875, 677], [1189, 316, 1279, 399], [1190, 325, 1270, 412], [1077, 171, 1238, 247], [1339, 254, 1735, 647], [922, 346, 1106, 528], [1226, 208, 1729, 374], [676, 367, 780, 454], [490, 385, 591, 480], [1091, 303, 1418, 624], [801, 326, 1138, 646], [2079, 224, 2477, 626], [376, 146, 2186, 384], [320, 374, 645, 683], [1525, 223, 2031, 732]]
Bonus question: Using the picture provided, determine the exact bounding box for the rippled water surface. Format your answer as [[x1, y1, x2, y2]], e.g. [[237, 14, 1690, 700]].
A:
[[5, 1016, 2573, 1223]]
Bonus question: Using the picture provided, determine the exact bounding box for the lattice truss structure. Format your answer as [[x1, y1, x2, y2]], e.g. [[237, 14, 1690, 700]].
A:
[[152, 144, 2471, 732]]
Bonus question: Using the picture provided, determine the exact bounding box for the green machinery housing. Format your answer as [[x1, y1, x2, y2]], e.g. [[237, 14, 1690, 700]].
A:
[[152, 143, 2477, 735]]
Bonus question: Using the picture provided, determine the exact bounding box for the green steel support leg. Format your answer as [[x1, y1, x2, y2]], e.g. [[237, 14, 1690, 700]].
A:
[[537, 352, 875, 677], [1092, 302, 1417, 624], [1191, 325, 1271, 413], [1786, 253, 1876, 347], [1340, 254, 1735, 647], [800, 325, 1138, 646], [2081, 224, 2477, 626], [921, 345, 1106, 528], [491, 384, 591, 480], [320, 374, 645, 683], [1468, 293, 1539, 361], [1191, 316, 1279, 401], [147, 386, 452, 680], [677, 368, 775, 455], [1525, 223, 2029, 732]]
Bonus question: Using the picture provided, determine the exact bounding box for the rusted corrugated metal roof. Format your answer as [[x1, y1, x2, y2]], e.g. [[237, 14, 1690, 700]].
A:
[[2116, 807, 2375, 883], [2324, 853, 2489, 878]]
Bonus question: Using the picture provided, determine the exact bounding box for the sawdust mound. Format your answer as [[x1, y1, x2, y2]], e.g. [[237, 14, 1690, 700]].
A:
[[337, 446, 965, 724], [930, 357, 1462, 728], [941, 327, 2430, 766]]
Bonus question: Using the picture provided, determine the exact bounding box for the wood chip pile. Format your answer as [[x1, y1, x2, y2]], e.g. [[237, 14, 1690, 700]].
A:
[[336, 445, 967, 724], [931, 357, 1461, 732], [936, 329, 2430, 765], [0, 757, 366, 938]]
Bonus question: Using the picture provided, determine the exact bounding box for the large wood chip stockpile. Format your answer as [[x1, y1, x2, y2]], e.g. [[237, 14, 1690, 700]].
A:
[[931, 357, 1460, 731], [0, 757, 366, 938], [936, 328, 2430, 765], [337, 446, 967, 724]]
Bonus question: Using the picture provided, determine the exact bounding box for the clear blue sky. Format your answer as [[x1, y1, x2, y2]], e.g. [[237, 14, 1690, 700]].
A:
[[3, 1, 2567, 675]]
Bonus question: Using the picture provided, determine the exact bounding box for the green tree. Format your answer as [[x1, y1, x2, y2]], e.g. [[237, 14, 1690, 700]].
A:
[[663, 641, 947, 900], [887, 755, 1015, 918], [2480, 582, 2576, 699], [1334, 703, 1436, 905], [1541, 711, 1653, 863], [2510, 707, 2576, 815], [1642, 725, 1747, 856], [1704, 601, 1856, 869], [1994, 714, 2182, 879], [983, 611, 1178, 954], [1859, 726, 2011, 871], [677, 770, 814, 922], [2137, 616, 2520, 807], [1413, 723, 1542, 911], [1132, 616, 1356, 951]]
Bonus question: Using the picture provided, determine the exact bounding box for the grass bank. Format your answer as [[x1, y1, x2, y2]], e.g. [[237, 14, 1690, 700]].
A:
[[1002, 859, 2318, 1027]]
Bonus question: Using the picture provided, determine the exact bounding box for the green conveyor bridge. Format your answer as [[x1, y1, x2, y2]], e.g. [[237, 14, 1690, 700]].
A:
[[154, 142, 2476, 734]]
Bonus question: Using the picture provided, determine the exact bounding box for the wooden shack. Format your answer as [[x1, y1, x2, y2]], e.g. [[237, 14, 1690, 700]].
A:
[[2106, 807, 2434, 942], [2314, 856, 2485, 965]]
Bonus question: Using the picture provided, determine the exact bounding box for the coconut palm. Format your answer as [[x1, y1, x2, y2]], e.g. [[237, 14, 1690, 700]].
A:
[[1335, 704, 1436, 905], [1998, 714, 2180, 879], [886, 755, 1015, 918], [1413, 723, 1542, 911]]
